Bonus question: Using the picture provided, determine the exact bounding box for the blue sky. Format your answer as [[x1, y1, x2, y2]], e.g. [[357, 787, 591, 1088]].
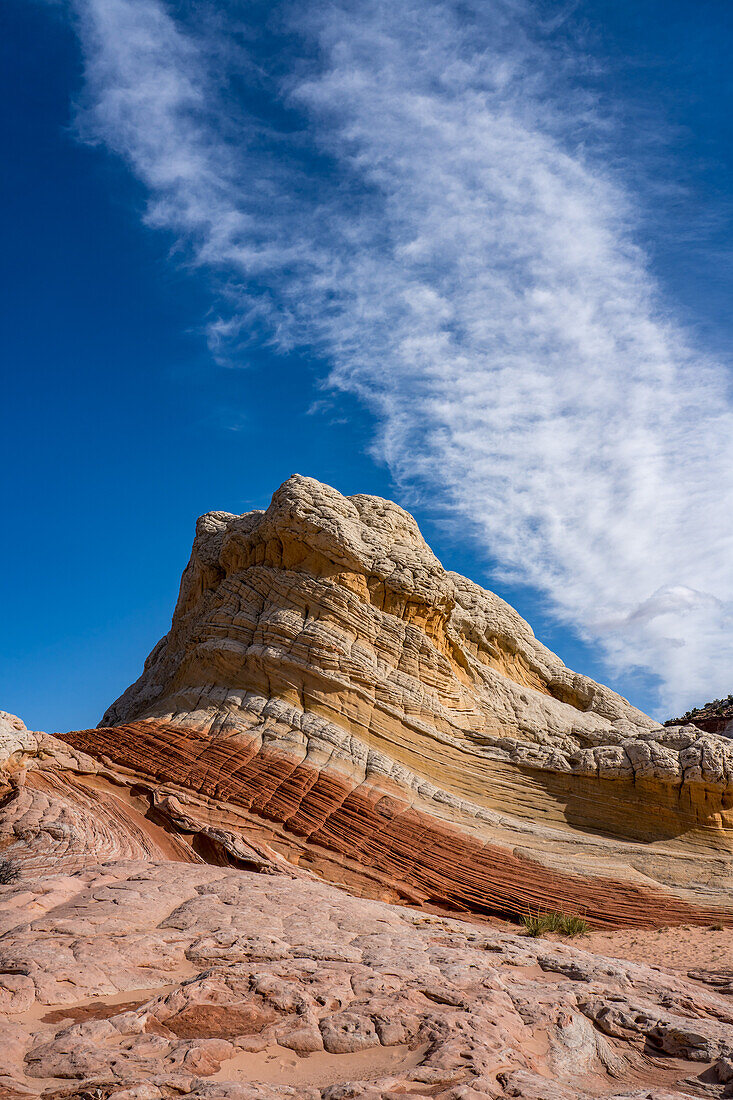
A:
[[3, 0, 733, 733]]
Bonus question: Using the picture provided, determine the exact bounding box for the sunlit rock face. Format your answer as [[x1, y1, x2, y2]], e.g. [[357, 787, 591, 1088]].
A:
[[57, 475, 733, 924], [0, 711, 35, 762], [0, 729, 199, 876], [6, 479, 733, 1099]]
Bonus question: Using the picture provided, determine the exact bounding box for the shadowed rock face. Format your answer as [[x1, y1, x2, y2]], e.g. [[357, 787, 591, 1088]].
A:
[[54, 475, 733, 924]]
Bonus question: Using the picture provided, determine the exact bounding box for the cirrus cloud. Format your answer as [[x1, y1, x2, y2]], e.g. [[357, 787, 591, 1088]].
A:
[[68, 0, 733, 715]]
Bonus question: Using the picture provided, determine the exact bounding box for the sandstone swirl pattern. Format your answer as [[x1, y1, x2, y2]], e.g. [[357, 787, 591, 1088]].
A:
[[56, 475, 733, 924], [3, 722, 733, 1098]]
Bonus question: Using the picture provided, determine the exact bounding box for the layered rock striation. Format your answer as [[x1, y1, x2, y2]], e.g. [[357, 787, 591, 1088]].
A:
[[4, 476, 733, 1097], [54, 475, 733, 925], [3, 719, 733, 1098]]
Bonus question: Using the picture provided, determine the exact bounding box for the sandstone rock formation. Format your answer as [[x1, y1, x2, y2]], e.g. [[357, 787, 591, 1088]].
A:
[[4, 474, 733, 1096], [52, 474, 733, 925], [0, 711, 35, 761], [667, 696, 733, 736], [2, 854, 733, 1099], [3, 723, 733, 1098], [0, 730, 198, 877]]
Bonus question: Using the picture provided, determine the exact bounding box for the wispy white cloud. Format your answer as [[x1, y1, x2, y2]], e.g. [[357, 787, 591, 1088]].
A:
[[69, 0, 733, 714]]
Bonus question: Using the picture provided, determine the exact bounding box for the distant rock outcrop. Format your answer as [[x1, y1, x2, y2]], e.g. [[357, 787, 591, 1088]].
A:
[[53, 474, 733, 925], [666, 695, 733, 735]]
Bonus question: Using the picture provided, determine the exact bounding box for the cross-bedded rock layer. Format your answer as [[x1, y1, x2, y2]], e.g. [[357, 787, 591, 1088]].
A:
[[3, 470, 733, 1097], [55, 474, 733, 923], [3, 728, 733, 1099]]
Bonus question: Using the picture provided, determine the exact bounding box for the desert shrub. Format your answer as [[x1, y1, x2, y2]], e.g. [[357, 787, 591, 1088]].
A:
[[0, 858, 19, 885], [521, 908, 589, 937]]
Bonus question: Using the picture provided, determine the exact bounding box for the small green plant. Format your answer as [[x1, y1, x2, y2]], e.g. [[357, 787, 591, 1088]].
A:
[[521, 908, 589, 937], [0, 858, 19, 886]]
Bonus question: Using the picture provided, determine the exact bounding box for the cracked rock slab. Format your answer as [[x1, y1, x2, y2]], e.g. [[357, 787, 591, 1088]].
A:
[[2, 860, 733, 1099]]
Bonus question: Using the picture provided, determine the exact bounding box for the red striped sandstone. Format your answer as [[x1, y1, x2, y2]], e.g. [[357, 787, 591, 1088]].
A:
[[2, 727, 733, 1098], [3, 467, 733, 1098]]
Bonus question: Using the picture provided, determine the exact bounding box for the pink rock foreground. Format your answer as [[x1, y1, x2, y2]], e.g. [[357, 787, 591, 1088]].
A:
[[2, 857, 733, 1100], [2, 730, 732, 1098]]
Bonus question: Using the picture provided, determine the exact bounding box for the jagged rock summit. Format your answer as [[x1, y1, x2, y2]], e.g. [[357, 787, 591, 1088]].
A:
[[102, 473, 655, 738], [57, 474, 733, 925]]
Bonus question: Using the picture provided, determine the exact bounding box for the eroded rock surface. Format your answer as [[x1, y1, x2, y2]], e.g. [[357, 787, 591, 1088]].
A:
[[0, 731, 303, 881], [0, 711, 35, 762], [2, 858, 733, 1099], [57, 475, 733, 923]]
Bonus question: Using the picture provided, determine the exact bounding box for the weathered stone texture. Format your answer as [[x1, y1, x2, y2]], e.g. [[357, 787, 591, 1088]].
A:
[[62, 475, 733, 920], [3, 476, 733, 1096], [1, 859, 733, 1099]]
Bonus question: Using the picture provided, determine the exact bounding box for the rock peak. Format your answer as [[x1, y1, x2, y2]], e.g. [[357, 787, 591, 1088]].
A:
[[102, 473, 650, 734], [41, 473, 727, 928]]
